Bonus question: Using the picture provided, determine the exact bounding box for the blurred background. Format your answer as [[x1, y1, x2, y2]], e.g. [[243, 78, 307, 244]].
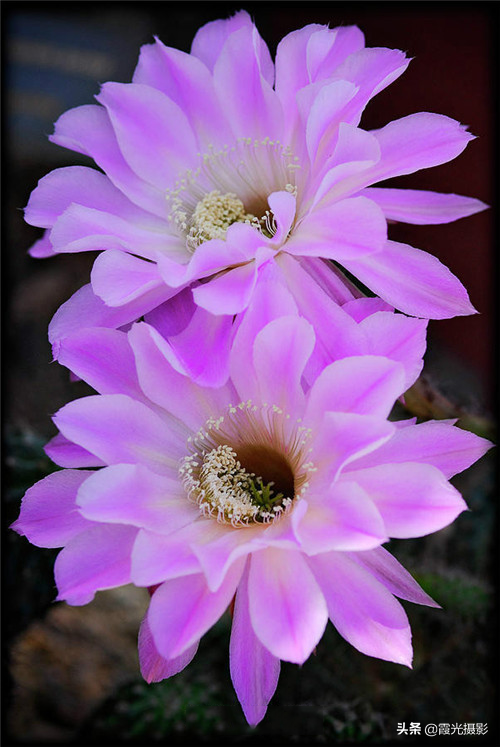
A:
[[3, 2, 497, 744]]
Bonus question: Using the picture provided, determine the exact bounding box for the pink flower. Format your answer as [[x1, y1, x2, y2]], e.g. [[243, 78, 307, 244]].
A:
[[25, 11, 485, 385], [12, 312, 491, 725]]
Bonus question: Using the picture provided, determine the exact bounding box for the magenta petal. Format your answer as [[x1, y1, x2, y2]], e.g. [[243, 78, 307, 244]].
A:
[[28, 233, 55, 258], [11, 470, 95, 548], [349, 420, 493, 478], [193, 261, 258, 314], [248, 548, 328, 664], [91, 250, 168, 307], [131, 526, 203, 586], [139, 615, 199, 683], [340, 239, 476, 319], [230, 561, 280, 726], [305, 356, 405, 426], [45, 433, 105, 468], [286, 196, 387, 261], [352, 547, 439, 608], [345, 462, 468, 537], [148, 560, 245, 659], [213, 25, 283, 141], [54, 394, 185, 474], [362, 187, 488, 225], [267, 191, 296, 244], [191, 11, 256, 72], [76, 464, 198, 533], [252, 315, 315, 413], [50, 104, 167, 217], [96, 82, 197, 191], [370, 112, 475, 182], [129, 322, 234, 430], [311, 552, 412, 666], [55, 524, 138, 605], [49, 283, 174, 350], [358, 311, 427, 389], [312, 411, 396, 481], [57, 327, 144, 399], [293, 483, 387, 554], [133, 39, 232, 149], [192, 527, 261, 592]]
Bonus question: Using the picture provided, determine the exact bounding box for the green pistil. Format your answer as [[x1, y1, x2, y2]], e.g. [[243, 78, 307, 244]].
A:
[[247, 476, 285, 512]]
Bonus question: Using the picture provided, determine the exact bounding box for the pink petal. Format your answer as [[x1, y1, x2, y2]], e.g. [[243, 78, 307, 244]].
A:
[[139, 615, 199, 683], [128, 322, 234, 431], [57, 327, 143, 398], [96, 82, 197, 191], [311, 552, 412, 665], [293, 483, 387, 554], [352, 547, 439, 608], [348, 420, 493, 478], [267, 191, 296, 244], [311, 411, 396, 481], [11, 469, 95, 548], [91, 250, 170, 307], [213, 25, 283, 140], [133, 39, 232, 149], [49, 283, 174, 351], [192, 261, 258, 315], [229, 261, 299, 402], [192, 527, 262, 592], [362, 187, 488, 225], [55, 524, 138, 605], [344, 463, 467, 537], [252, 315, 315, 414], [50, 105, 167, 217], [230, 561, 280, 726], [156, 238, 247, 289], [341, 297, 393, 321], [305, 80, 359, 163], [286, 196, 387, 261], [53, 394, 185, 474], [369, 112, 475, 183], [131, 526, 204, 586], [45, 433, 105, 468], [248, 548, 328, 664], [304, 356, 405, 426], [358, 311, 428, 389], [76, 464, 197, 533], [28, 233, 55, 258], [148, 560, 245, 659], [25, 165, 164, 231], [191, 11, 264, 75], [340, 239, 476, 319]]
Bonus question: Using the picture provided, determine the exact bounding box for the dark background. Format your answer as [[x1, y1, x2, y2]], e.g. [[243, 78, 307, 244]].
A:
[[2, 2, 498, 745]]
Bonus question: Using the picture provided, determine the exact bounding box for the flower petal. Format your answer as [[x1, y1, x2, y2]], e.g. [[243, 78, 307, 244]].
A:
[[139, 615, 199, 684], [340, 239, 476, 319], [352, 547, 439, 608], [193, 261, 259, 315], [131, 526, 204, 586], [348, 420, 493, 478], [45, 433, 105, 468], [293, 483, 387, 554], [55, 524, 138, 605], [230, 561, 280, 726], [311, 552, 412, 666], [91, 250, 170, 307], [76, 464, 198, 533], [148, 560, 245, 659], [11, 470, 95, 548], [53, 394, 185, 474], [344, 462, 468, 537], [96, 82, 197, 191], [304, 356, 405, 426], [248, 548, 328, 664], [362, 187, 488, 225]]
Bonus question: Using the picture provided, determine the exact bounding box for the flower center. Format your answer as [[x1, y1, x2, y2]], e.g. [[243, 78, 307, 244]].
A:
[[179, 400, 315, 527], [166, 138, 300, 252], [189, 190, 257, 245]]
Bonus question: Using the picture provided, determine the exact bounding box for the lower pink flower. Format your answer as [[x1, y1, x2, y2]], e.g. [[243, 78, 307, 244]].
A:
[[12, 314, 491, 725]]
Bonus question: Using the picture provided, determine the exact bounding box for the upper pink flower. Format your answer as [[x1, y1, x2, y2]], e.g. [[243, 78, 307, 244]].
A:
[[12, 310, 491, 725], [25, 11, 485, 376]]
